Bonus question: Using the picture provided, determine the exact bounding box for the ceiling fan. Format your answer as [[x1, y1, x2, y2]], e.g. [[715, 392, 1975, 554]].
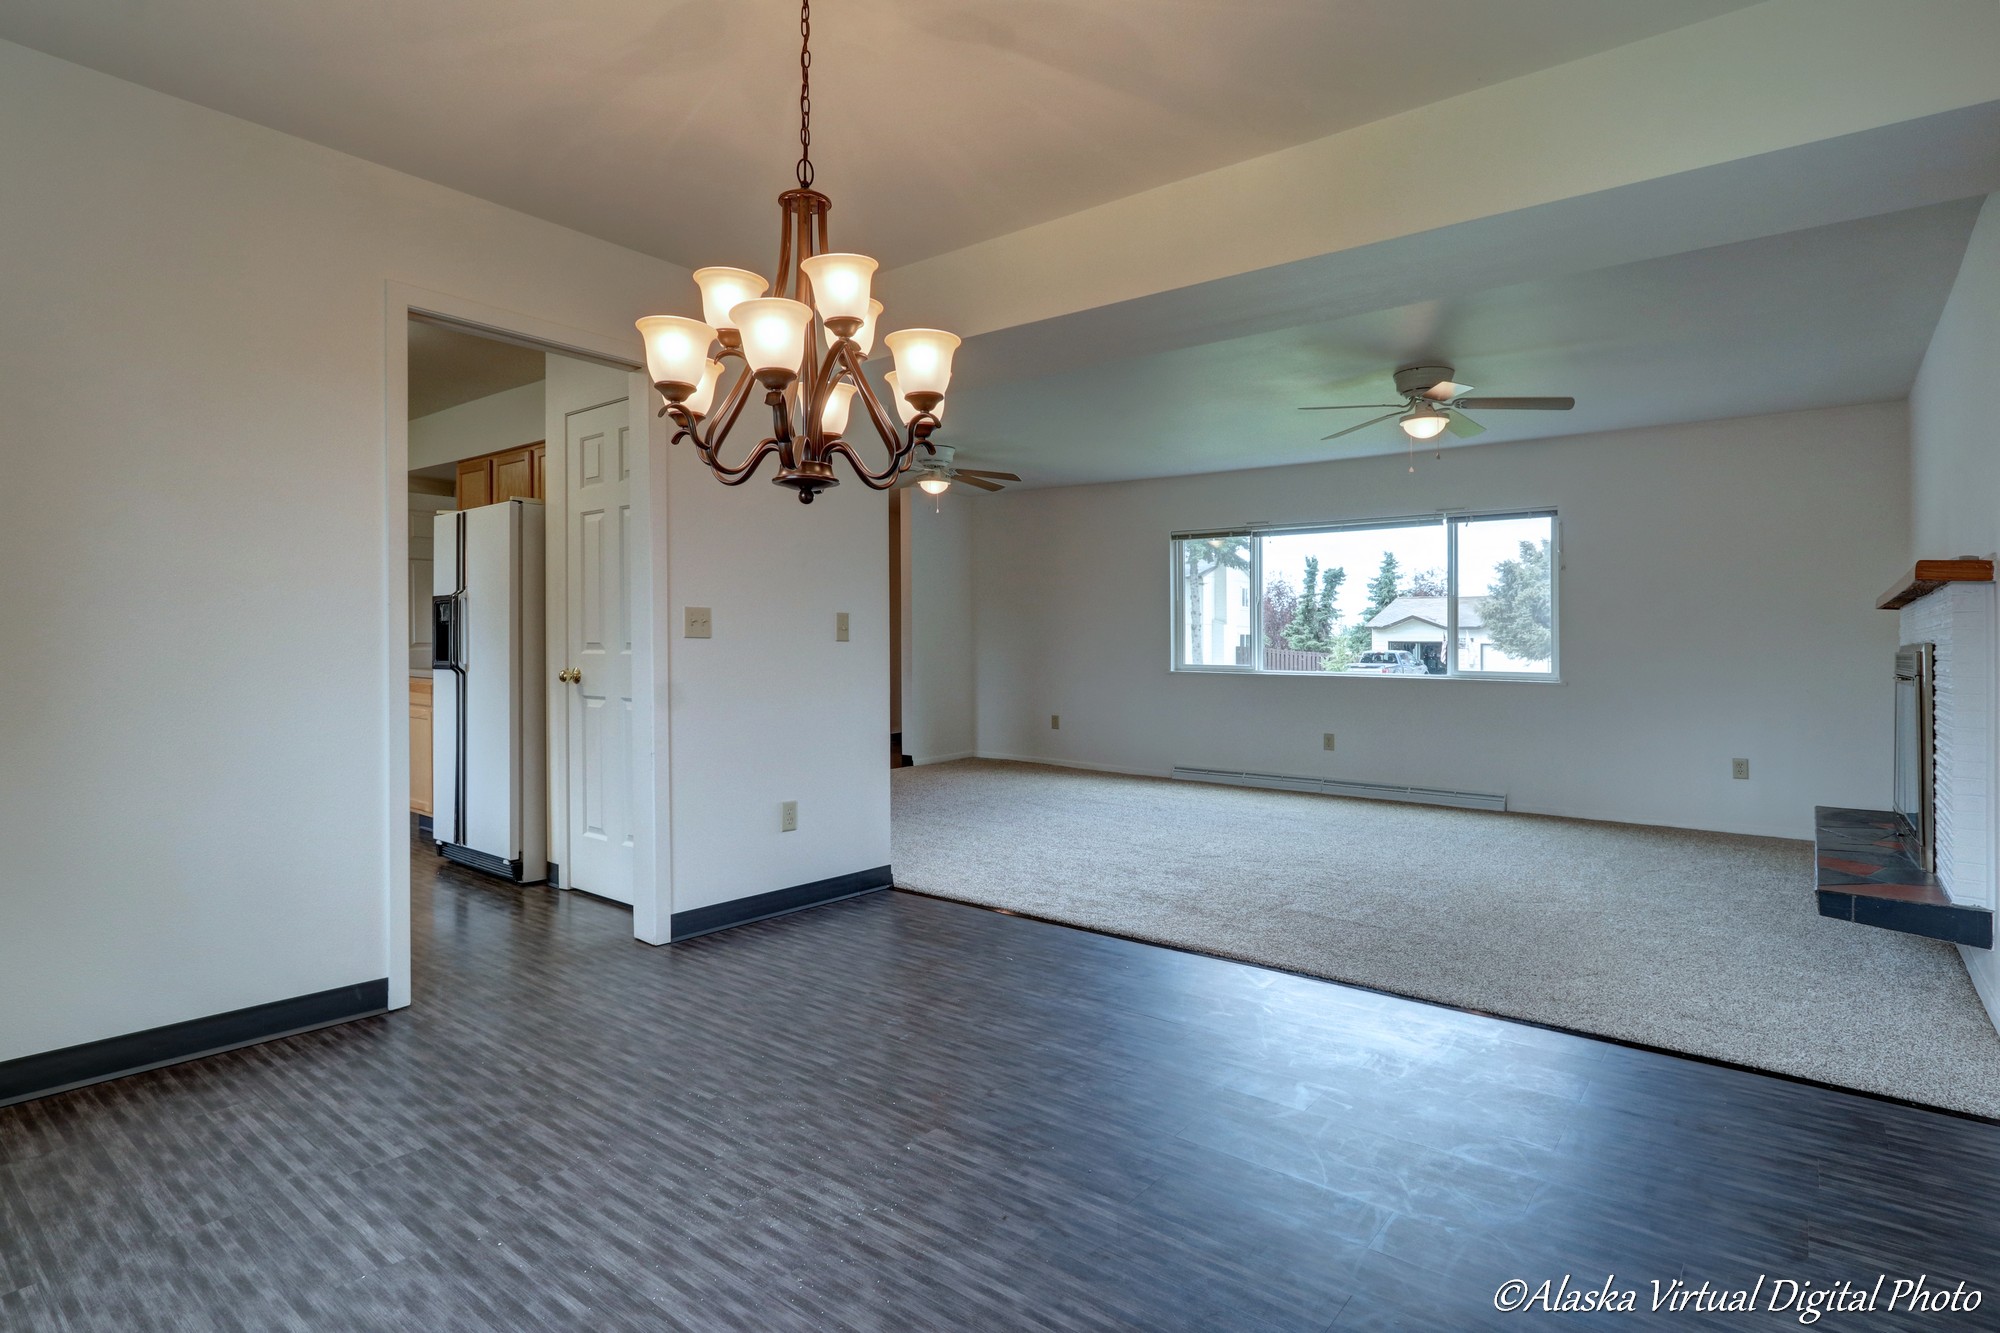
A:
[[1300, 364, 1576, 443], [896, 445, 1019, 497]]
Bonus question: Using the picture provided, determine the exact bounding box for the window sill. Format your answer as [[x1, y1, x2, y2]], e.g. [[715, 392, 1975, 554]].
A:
[[1171, 666, 1562, 684]]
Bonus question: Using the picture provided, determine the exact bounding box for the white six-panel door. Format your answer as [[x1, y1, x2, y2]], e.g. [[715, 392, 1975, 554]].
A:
[[563, 399, 635, 903]]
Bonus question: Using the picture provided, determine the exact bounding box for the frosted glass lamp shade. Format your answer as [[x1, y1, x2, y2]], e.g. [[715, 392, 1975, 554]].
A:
[[691, 267, 769, 331], [732, 297, 813, 384], [1399, 405, 1449, 440], [884, 328, 960, 405], [885, 371, 946, 425], [825, 299, 884, 357], [799, 253, 878, 327], [684, 359, 725, 416], [820, 382, 858, 437], [917, 475, 951, 496], [635, 315, 716, 399]]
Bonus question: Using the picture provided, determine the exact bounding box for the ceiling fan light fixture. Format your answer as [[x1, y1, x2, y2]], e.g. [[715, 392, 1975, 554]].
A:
[[1399, 404, 1450, 441], [917, 474, 951, 496]]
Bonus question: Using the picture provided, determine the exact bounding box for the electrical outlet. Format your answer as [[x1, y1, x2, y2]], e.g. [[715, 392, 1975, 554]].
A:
[[1051, 714, 1061, 730], [780, 800, 798, 832], [1732, 758, 1750, 780], [1323, 733, 1336, 751], [684, 606, 712, 639], [835, 611, 850, 642]]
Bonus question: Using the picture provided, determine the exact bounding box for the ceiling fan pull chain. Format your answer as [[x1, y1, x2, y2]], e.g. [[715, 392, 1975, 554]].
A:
[[796, 0, 814, 189]]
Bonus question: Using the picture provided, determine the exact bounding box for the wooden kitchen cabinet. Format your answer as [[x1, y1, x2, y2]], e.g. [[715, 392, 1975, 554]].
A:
[[455, 456, 493, 509], [410, 676, 434, 815], [492, 445, 536, 504], [454, 442, 545, 510]]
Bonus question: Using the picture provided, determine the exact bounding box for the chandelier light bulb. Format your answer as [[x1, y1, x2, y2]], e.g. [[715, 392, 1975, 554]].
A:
[[635, 315, 716, 400], [821, 382, 858, 437], [884, 371, 946, 426], [826, 299, 884, 357], [917, 475, 951, 496], [691, 267, 769, 332], [799, 253, 879, 329], [884, 329, 960, 406], [1399, 405, 1450, 441], [731, 297, 814, 385], [684, 359, 725, 417]]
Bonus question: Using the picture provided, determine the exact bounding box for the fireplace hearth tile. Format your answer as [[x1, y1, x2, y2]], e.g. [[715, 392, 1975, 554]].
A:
[[1813, 806, 1993, 948]]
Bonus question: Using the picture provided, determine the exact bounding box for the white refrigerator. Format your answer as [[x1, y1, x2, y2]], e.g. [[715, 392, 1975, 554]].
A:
[[431, 499, 547, 884]]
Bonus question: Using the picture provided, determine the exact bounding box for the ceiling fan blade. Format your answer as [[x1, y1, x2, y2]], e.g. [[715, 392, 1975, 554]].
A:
[[956, 475, 1005, 492], [1322, 410, 1402, 441], [955, 469, 1021, 481], [1299, 403, 1404, 411], [1444, 409, 1485, 438], [1421, 381, 1472, 401], [1453, 396, 1575, 411]]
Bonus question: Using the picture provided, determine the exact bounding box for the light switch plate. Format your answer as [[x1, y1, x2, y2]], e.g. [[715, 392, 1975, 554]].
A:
[[684, 606, 712, 639], [836, 611, 850, 642], [1323, 733, 1336, 751], [780, 800, 798, 832], [1051, 714, 1061, 730]]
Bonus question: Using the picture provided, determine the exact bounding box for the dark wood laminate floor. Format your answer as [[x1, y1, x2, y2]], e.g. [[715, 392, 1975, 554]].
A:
[[4, 839, 1999, 1330]]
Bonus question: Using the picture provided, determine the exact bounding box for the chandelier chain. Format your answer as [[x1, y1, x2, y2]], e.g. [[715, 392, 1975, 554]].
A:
[[796, 0, 813, 188]]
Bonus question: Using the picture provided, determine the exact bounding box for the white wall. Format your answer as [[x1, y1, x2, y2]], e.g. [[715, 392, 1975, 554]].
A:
[[968, 402, 1909, 840], [903, 494, 977, 763], [664, 464, 890, 914], [1912, 195, 2000, 560], [0, 39, 890, 1063], [409, 380, 546, 471], [1909, 191, 2000, 1030]]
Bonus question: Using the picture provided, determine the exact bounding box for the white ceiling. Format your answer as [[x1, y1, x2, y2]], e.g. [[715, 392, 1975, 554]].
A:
[[931, 200, 1982, 488], [407, 319, 545, 419], [0, 0, 1755, 269]]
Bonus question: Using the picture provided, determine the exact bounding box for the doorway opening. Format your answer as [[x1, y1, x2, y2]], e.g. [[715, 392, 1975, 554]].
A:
[[387, 294, 665, 1011]]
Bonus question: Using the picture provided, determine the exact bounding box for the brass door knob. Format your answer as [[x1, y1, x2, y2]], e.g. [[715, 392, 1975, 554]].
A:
[[559, 667, 581, 684]]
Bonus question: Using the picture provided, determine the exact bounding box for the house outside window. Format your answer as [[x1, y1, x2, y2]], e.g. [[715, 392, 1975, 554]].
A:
[[1171, 512, 1557, 680]]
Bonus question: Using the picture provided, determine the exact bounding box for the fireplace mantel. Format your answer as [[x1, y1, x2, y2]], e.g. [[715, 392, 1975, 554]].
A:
[[1877, 557, 1993, 610]]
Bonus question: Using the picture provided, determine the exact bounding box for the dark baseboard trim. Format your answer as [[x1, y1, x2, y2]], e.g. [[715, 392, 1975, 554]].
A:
[[0, 979, 390, 1108], [671, 866, 893, 941], [413, 812, 433, 840]]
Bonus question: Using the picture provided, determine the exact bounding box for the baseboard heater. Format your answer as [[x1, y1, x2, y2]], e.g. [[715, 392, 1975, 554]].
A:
[[1170, 766, 1507, 812]]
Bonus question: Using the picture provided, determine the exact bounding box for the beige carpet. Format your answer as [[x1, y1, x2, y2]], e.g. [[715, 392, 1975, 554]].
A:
[[892, 759, 2000, 1118]]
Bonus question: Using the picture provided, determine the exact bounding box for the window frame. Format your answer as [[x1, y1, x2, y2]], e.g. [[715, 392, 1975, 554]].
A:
[[1169, 530, 1262, 674], [1168, 509, 1560, 682]]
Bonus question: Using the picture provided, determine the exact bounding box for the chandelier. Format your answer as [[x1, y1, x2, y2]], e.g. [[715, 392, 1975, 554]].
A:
[[635, 0, 959, 504]]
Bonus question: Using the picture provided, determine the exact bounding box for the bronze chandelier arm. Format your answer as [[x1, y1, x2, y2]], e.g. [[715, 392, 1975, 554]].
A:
[[666, 398, 785, 484], [701, 432, 786, 484], [819, 439, 909, 491], [797, 337, 848, 452], [698, 355, 760, 452], [835, 340, 918, 465]]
